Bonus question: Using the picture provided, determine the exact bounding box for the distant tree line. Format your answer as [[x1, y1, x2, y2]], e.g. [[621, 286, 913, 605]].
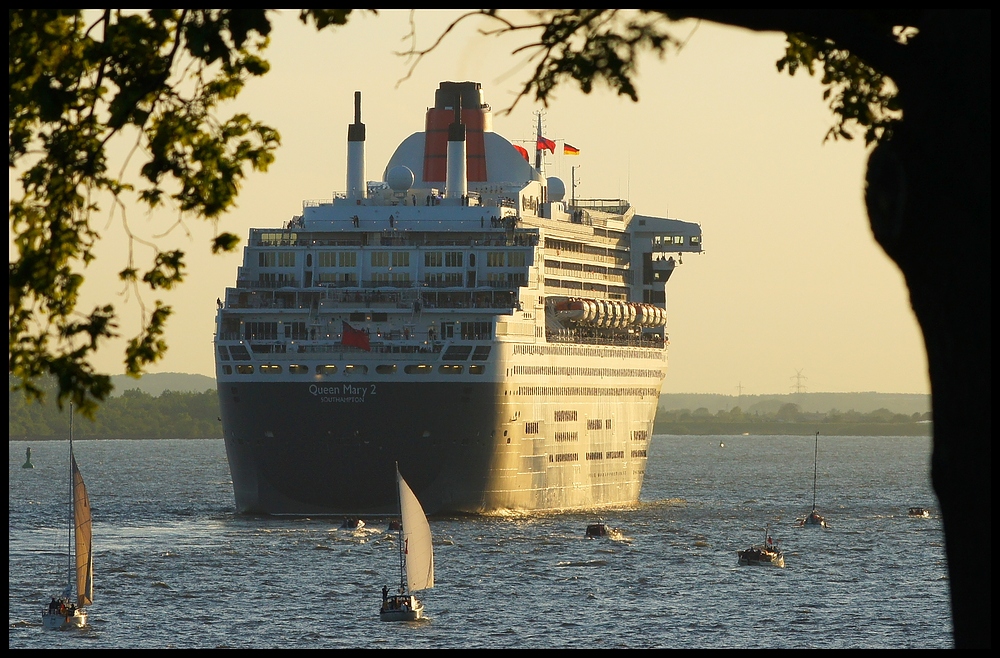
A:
[[8, 376, 220, 440], [654, 402, 932, 436]]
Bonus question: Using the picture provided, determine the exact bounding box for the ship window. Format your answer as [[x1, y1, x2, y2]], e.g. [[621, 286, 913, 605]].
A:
[[316, 364, 338, 375], [469, 365, 485, 375], [289, 364, 309, 374], [525, 421, 539, 435], [260, 364, 282, 374], [443, 345, 473, 361], [371, 313, 388, 322], [229, 345, 251, 361], [217, 346, 230, 361], [245, 321, 278, 340], [486, 252, 505, 267], [404, 364, 433, 374], [284, 322, 307, 340], [460, 321, 492, 340], [444, 251, 463, 267], [237, 365, 254, 374], [439, 365, 463, 374], [222, 365, 232, 374], [391, 252, 409, 267], [471, 346, 492, 361], [344, 364, 368, 374], [508, 251, 526, 267], [376, 364, 397, 374], [425, 251, 443, 267], [371, 252, 389, 267], [350, 312, 367, 322]]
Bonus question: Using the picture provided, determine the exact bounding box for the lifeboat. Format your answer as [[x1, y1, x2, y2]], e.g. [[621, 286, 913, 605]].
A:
[[606, 300, 619, 328], [625, 303, 637, 326], [633, 303, 667, 327], [554, 298, 586, 322]]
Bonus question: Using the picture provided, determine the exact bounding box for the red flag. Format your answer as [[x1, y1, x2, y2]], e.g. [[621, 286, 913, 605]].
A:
[[537, 136, 556, 153], [341, 321, 371, 351], [513, 144, 529, 161]]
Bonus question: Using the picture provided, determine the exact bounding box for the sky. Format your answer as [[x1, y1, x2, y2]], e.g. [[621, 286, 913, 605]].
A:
[[23, 9, 931, 396]]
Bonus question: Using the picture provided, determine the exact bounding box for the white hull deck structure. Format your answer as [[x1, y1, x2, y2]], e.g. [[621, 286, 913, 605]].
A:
[[215, 81, 704, 516]]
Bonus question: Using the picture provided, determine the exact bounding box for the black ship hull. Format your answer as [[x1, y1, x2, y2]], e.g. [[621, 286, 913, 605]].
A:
[[219, 377, 653, 516]]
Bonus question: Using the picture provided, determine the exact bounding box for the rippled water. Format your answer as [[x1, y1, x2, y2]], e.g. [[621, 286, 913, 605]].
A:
[[9, 435, 951, 648]]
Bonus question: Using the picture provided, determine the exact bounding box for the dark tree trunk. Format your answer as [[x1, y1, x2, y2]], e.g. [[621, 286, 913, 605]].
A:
[[864, 13, 991, 651], [675, 9, 991, 649]]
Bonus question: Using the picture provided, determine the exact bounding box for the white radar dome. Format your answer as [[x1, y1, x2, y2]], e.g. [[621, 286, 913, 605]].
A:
[[546, 176, 566, 202], [387, 165, 415, 192]]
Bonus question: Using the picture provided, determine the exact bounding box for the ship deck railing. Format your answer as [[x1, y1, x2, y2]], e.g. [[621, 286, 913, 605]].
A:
[[546, 331, 665, 349], [225, 287, 520, 311]]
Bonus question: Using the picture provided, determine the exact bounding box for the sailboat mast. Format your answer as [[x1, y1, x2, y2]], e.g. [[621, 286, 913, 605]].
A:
[[66, 403, 75, 597], [812, 431, 819, 510], [395, 464, 405, 594]]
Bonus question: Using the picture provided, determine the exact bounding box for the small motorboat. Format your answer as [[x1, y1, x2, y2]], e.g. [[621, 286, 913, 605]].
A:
[[908, 507, 931, 518], [585, 522, 622, 539], [737, 526, 785, 568]]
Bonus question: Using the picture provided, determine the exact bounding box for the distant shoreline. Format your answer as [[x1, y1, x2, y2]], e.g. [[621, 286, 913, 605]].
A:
[[652, 422, 931, 437], [10, 424, 931, 441]]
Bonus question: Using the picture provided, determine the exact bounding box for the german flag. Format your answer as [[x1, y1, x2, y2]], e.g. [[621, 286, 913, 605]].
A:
[[564, 143, 580, 156]]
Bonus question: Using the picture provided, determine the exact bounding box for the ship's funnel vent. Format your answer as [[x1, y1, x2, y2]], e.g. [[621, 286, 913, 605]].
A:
[[446, 95, 467, 199], [347, 90, 366, 199]]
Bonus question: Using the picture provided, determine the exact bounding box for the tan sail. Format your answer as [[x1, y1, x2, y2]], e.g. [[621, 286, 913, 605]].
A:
[[72, 454, 93, 607], [398, 471, 434, 593]]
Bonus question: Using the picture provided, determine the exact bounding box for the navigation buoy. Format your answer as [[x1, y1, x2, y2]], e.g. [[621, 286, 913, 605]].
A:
[[21, 446, 34, 469]]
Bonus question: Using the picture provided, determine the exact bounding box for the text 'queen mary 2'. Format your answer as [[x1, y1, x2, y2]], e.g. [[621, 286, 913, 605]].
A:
[[215, 81, 703, 516]]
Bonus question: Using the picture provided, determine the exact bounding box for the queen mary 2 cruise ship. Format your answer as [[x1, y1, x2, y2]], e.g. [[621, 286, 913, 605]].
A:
[[214, 81, 703, 516]]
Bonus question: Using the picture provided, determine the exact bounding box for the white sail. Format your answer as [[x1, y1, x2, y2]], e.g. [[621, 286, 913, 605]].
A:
[[398, 471, 434, 593]]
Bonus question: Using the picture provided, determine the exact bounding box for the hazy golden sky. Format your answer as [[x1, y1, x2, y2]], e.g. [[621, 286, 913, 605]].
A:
[[29, 10, 930, 395]]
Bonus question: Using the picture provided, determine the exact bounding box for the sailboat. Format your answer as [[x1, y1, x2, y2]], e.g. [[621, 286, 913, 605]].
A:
[[796, 431, 830, 528], [379, 465, 433, 622], [42, 403, 93, 630]]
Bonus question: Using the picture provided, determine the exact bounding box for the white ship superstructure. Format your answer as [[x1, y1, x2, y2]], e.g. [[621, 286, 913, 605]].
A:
[[215, 81, 702, 515]]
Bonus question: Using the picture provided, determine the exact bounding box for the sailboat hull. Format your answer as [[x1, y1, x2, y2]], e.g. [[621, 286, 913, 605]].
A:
[[379, 595, 424, 622], [41, 609, 87, 630]]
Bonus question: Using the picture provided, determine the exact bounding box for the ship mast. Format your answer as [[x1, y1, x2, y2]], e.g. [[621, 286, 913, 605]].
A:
[[534, 111, 545, 175]]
